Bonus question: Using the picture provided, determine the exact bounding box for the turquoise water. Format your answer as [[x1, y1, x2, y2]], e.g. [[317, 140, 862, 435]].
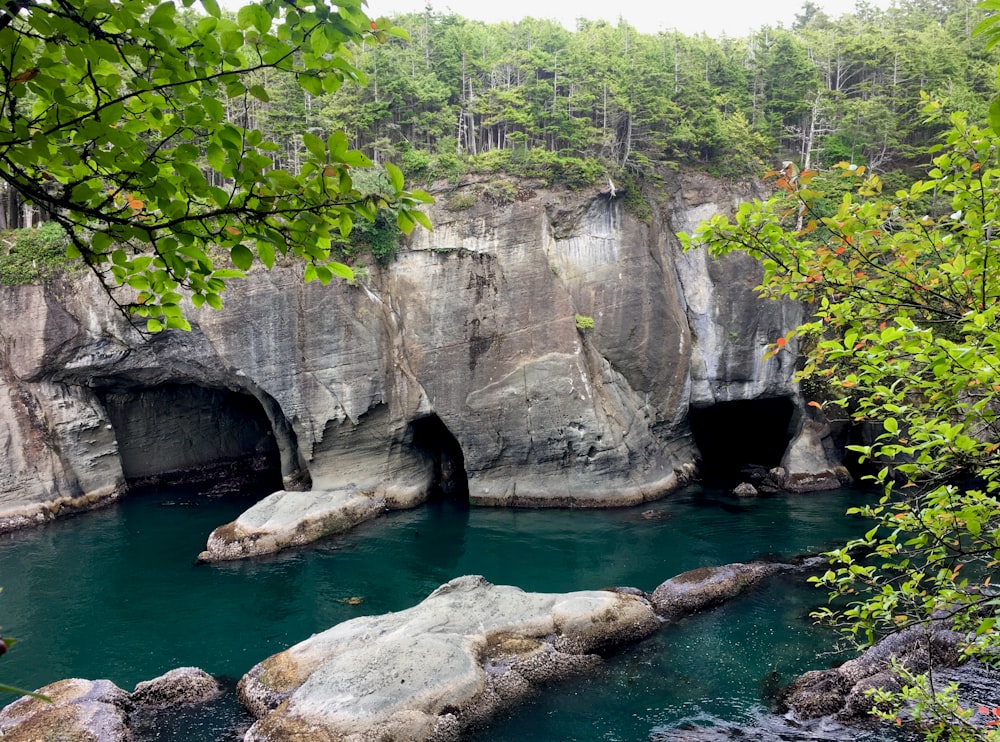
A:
[[0, 486, 902, 740]]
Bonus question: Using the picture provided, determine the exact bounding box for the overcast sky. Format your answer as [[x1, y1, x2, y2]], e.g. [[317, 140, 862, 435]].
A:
[[364, 0, 889, 37]]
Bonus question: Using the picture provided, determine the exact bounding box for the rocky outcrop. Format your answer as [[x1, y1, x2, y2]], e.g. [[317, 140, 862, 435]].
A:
[[0, 172, 839, 558], [0, 563, 796, 740], [650, 561, 789, 618], [0, 678, 132, 742], [237, 575, 659, 741], [782, 623, 965, 720], [131, 666, 223, 709], [198, 488, 399, 561]]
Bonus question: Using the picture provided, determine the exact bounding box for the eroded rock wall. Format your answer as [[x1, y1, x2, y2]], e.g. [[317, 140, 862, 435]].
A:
[[0, 172, 811, 530]]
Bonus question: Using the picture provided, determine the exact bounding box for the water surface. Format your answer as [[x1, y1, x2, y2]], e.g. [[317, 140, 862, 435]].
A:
[[0, 485, 903, 740]]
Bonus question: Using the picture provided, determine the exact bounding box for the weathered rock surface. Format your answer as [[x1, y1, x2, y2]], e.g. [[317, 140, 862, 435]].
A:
[[0, 173, 838, 557], [237, 575, 659, 741], [0, 678, 132, 741], [650, 561, 789, 618], [131, 666, 223, 708], [781, 415, 851, 493], [782, 623, 964, 720], [198, 488, 394, 562]]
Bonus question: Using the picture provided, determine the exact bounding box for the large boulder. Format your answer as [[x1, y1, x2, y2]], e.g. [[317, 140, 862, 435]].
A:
[[238, 575, 659, 741], [0, 678, 131, 742]]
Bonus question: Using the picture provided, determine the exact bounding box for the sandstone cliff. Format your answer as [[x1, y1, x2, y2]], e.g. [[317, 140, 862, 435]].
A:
[[0, 171, 838, 553]]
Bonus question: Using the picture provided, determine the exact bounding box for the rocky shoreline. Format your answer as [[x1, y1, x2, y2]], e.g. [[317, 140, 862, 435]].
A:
[[0, 562, 841, 741]]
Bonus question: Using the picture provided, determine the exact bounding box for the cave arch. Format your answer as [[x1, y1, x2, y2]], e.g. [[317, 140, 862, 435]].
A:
[[688, 396, 796, 486], [98, 383, 284, 494], [407, 414, 469, 504]]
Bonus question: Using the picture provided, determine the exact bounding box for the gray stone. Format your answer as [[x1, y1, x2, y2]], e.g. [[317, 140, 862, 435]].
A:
[[781, 415, 850, 493], [732, 482, 758, 497], [198, 489, 394, 562], [783, 624, 965, 720], [237, 575, 659, 740], [650, 562, 788, 618], [131, 666, 223, 708], [0, 678, 131, 742]]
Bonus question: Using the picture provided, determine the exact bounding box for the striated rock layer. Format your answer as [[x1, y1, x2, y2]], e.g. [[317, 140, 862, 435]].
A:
[[0, 173, 844, 558]]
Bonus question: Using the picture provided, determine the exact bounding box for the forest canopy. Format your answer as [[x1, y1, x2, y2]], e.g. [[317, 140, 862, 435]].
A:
[[2, 0, 999, 327]]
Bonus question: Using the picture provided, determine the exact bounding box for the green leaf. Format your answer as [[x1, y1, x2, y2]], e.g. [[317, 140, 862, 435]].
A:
[[230, 244, 254, 271], [200, 0, 221, 17], [303, 132, 325, 159], [148, 2, 177, 30], [385, 162, 404, 193], [237, 5, 271, 33], [410, 209, 433, 232], [257, 240, 275, 269], [212, 269, 246, 279], [989, 97, 1000, 135], [396, 210, 415, 234], [328, 261, 353, 280]]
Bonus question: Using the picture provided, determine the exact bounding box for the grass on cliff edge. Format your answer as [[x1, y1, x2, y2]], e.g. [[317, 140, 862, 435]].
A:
[[0, 223, 76, 286]]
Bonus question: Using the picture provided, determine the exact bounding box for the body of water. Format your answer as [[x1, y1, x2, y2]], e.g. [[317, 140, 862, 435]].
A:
[[0, 485, 904, 740]]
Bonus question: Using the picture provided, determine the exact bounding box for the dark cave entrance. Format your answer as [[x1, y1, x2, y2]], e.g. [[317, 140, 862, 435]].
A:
[[408, 414, 470, 504], [99, 383, 284, 495], [688, 397, 796, 486]]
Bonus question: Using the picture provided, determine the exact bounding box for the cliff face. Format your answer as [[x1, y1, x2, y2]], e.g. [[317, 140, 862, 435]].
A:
[[0, 171, 824, 539]]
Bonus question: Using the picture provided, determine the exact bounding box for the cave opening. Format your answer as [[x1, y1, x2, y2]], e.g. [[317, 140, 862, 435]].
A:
[[408, 414, 470, 504], [688, 397, 796, 486], [99, 383, 283, 496]]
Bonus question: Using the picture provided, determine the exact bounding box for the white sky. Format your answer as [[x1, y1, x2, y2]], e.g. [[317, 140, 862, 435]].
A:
[[364, 0, 889, 37]]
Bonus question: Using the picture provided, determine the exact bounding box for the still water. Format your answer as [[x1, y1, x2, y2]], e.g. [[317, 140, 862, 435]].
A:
[[0, 485, 903, 740]]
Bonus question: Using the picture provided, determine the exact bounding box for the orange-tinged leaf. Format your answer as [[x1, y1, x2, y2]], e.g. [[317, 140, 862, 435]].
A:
[[225, 226, 241, 236], [807, 400, 822, 409], [11, 68, 38, 83], [775, 337, 787, 347], [127, 198, 144, 210]]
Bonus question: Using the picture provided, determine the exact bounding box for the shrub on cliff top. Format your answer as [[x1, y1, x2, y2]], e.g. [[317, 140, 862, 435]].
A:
[[0, 223, 73, 285]]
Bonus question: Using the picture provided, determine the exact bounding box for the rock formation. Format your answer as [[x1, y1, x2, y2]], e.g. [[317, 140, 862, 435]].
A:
[[0, 172, 847, 558], [782, 623, 965, 720], [0, 563, 799, 741], [0, 678, 132, 742], [237, 575, 659, 740], [650, 561, 789, 618]]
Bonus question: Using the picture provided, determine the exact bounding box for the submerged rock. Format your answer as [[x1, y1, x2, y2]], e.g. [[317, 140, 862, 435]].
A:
[[0, 678, 131, 742], [238, 575, 659, 741], [650, 562, 789, 619]]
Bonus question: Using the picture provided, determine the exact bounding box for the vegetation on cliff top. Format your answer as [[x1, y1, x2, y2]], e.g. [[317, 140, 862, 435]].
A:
[[0, 0, 432, 331]]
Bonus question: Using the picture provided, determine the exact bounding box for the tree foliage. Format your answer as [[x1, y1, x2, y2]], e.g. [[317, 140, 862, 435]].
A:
[[682, 105, 1000, 739], [0, 0, 432, 331]]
